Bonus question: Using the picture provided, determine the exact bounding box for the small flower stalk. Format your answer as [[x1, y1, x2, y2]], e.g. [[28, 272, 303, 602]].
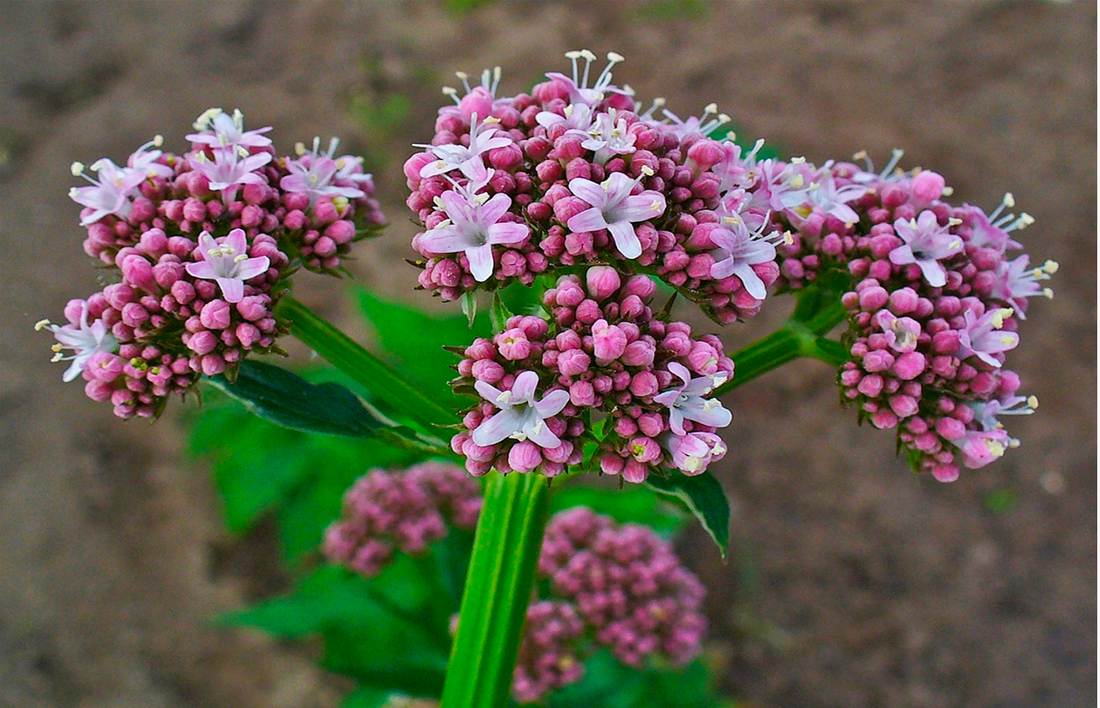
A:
[[41, 109, 385, 418]]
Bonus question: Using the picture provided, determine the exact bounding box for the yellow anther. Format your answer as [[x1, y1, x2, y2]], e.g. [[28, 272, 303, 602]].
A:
[[608, 51, 625, 62], [640, 165, 655, 177], [483, 116, 501, 124], [1008, 437, 1021, 449], [441, 86, 458, 97], [948, 217, 963, 226], [234, 254, 248, 263], [1003, 192, 1015, 208], [782, 231, 794, 245], [51, 343, 63, 352], [565, 50, 583, 60], [790, 174, 805, 189], [684, 456, 704, 473], [579, 49, 597, 61], [1017, 213, 1035, 227], [152, 134, 164, 147], [1042, 287, 1054, 299], [51, 353, 64, 362], [1043, 260, 1059, 274], [790, 156, 806, 164], [475, 193, 490, 205], [454, 71, 468, 81], [1027, 395, 1039, 409], [704, 102, 718, 114], [70, 161, 85, 176], [1000, 334, 1016, 346], [852, 150, 868, 161], [34, 319, 52, 331], [294, 142, 306, 156], [942, 186, 955, 196], [650, 199, 662, 211], [988, 440, 1007, 457]]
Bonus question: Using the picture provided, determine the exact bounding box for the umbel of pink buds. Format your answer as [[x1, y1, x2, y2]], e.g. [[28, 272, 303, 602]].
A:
[[766, 150, 1052, 481], [324, 464, 706, 704], [41, 109, 386, 418], [406, 49, 786, 325], [449, 266, 734, 483]]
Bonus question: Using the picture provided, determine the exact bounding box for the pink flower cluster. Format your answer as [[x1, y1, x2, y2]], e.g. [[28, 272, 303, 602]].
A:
[[41, 109, 385, 418], [518, 507, 707, 701], [405, 50, 788, 324], [768, 153, 1053, 481], [322, 461, 482, 577], [449, 266, 733, 483], [324, 465, 706, 704]]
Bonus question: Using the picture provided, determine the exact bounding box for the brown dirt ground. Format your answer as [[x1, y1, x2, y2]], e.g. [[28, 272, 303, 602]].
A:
[[1, 2, 1095, 707]]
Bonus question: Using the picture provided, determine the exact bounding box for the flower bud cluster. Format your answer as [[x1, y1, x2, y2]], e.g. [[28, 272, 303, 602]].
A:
[[406, 50, 787, 324], [769, 154, 1052, 481], [535, 507, 707, 672], [42, 109, 385, 418], [449, 267, 733, 483], [322, 461, 482, 577]]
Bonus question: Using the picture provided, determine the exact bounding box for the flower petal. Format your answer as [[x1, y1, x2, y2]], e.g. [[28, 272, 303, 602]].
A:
[[618, 193, 666, 223], [419, 225, 473, 254], [185, 261, 218, 279], [607, 220, 642, 259], [525, 419, 562, 449], [472, 408, 526, 446], [511, 371, 540, 403], [236, 256, 270, 281], [216, 276, 245, 303], [487, 221, 530, 246], [534, 389, 569, 418], [566, 207, 611, 234], [466, 245, 495, 282], [568, 178, 608, 208]]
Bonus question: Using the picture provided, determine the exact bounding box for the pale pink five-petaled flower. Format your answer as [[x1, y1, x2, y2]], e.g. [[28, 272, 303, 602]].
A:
[[184, 229, 270, 303], [472, 371, 570, 449]]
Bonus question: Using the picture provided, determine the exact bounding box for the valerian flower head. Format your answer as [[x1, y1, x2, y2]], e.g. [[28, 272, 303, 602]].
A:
[[473, 371, 570, 448], [653, 362, 731, 436], [184, 229, 271, 303], [566, 171, 666, 259], [280, 151, 366, 204]]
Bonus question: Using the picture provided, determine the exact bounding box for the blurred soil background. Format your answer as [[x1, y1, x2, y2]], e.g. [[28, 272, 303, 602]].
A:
[[0, 1, 1095, 707]]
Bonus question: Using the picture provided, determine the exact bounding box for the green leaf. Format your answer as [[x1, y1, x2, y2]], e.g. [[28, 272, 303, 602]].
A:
[[489, 292, 513, 333], [644, 472, 730, 558], [355, 288, 491, 413], [278, 295, 456, 431], [461, 290, 478, 328], [206, 359, 387, 438]]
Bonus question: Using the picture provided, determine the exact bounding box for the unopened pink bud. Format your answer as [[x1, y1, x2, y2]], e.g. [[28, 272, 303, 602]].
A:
[[509, 441, 543, 472], [593, 320, 628, 365], [586, 266, 622, 302], [199, 299, 232, 330], [911, 170, 946, 202], [558, 349, 592, 377]]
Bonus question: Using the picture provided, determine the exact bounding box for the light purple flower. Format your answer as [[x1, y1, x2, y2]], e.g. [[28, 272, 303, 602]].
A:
[[280, 155, 366, 203], [660, 103, 730, 140], [566, 171, 666, 259], [578, 108, 636, 163], [653, 362, 731, 436], [419, 189, 530, 282], [68, 159, 146, 225], [708, 216, 780, 300], [472, 371, 570, 449], [991, 255, 1056, 319], [416, 116, 512, 180], [952, 428, 1013, 469], [186, 108, 273, 150], [889, 210, 964, 287], [188, 148, 271, 203], [666, 431, 728, 475], [37, 302, 119, 382], [799, 172, 866, 225], [957, 307, 1019, 367], [535, 102, 593, 132], [184, 229, 270, 303], [970, 394, 1038, 431], [545, 50, 629, 106], [872, 310, 922, 353], [127, 137, 174, 180]]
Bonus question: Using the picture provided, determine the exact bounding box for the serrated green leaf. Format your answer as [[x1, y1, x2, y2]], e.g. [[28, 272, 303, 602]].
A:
[[644, 472, 730, 558], [206, 359, 388, 438]]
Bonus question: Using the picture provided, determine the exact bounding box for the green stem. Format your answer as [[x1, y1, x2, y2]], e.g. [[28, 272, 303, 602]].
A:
[[714, 296, 849, 396], [276, 294, 455, 431], [441, 472, 552, 708]]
